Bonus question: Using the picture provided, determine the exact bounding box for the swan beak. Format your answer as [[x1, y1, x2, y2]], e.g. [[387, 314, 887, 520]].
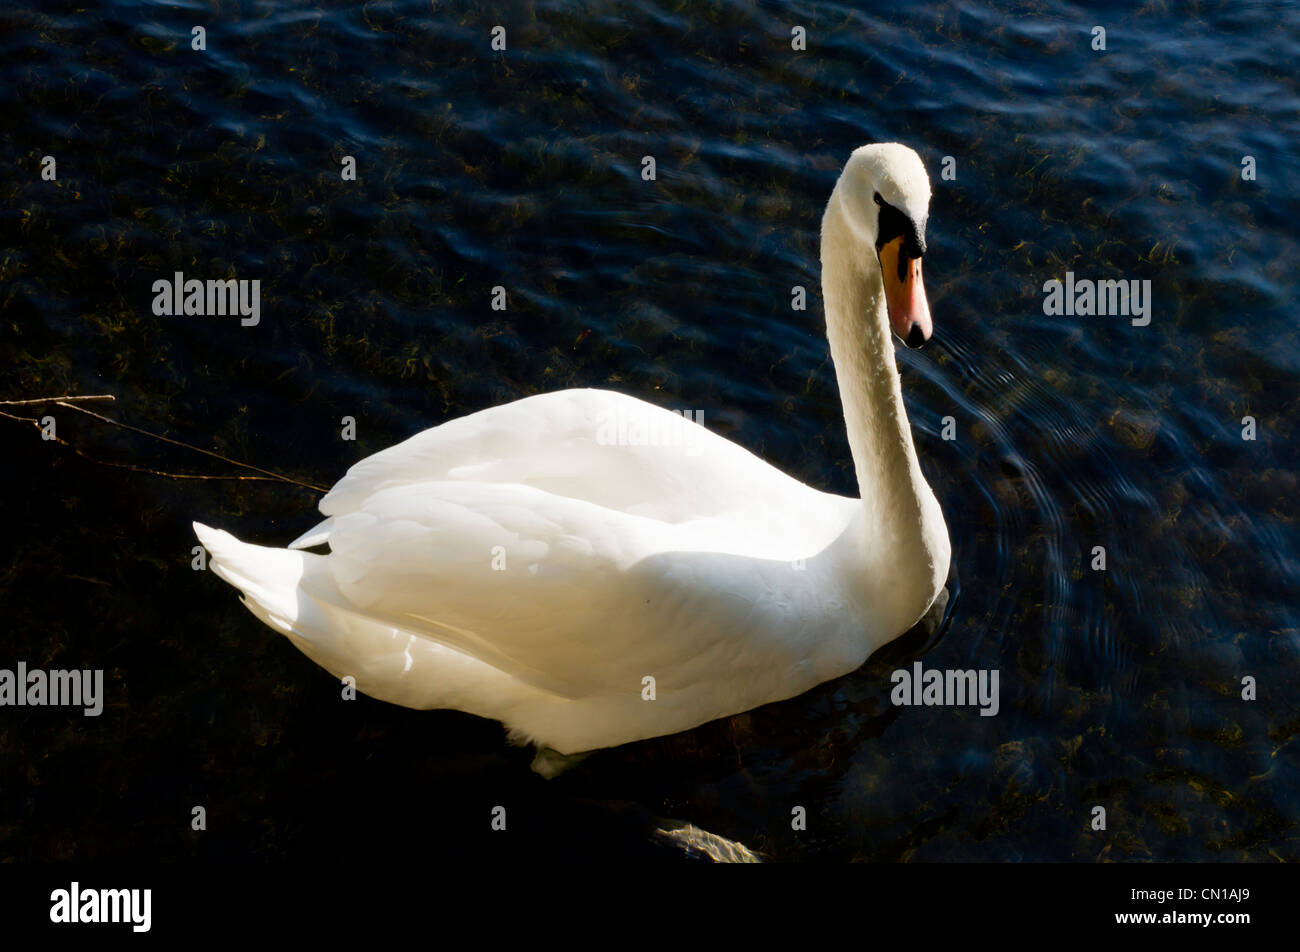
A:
[[879, 236, 932, 349]]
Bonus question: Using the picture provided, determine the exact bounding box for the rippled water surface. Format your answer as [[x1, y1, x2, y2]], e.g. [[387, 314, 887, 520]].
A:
[[2, 0, 1297, 861]]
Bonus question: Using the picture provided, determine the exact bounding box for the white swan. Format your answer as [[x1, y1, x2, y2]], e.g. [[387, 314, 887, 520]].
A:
[[194, 142, 950, 765]]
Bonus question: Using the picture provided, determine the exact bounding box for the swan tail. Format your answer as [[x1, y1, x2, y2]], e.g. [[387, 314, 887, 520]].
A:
[[193, 522, 311, 633], [192, 522, 553, 732]]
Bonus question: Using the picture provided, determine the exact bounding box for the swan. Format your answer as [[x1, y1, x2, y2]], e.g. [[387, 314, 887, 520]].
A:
[[193, 142, 951, 769]]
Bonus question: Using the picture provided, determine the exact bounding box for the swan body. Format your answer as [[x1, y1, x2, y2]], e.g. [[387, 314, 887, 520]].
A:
[[195, 142, 950, 758]]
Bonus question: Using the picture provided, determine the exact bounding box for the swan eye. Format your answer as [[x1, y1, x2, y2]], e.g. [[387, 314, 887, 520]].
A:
[[874, 195, 926, 260]]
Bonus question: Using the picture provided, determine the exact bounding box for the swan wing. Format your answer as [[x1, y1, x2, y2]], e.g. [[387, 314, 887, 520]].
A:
[[314, 480, 852, 700], [308, 388, 821, 531]]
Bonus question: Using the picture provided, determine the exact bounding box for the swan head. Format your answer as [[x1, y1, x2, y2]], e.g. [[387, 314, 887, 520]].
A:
[[832, 143, 933, 349]]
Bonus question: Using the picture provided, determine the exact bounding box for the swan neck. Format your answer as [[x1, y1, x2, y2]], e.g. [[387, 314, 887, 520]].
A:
[[821, 192, 947, 625]]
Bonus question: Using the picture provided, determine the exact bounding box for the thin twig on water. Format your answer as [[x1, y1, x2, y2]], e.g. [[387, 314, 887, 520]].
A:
[[1, 393, 328, 493]]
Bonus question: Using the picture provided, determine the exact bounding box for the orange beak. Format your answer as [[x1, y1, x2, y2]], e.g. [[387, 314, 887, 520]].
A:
[[878, 236, 932, 348]]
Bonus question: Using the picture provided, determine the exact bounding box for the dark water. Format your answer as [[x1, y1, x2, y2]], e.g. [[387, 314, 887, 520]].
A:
[[2, 0, 1297, 862]]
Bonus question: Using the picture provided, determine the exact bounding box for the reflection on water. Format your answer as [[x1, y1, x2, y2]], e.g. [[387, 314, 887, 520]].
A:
[[1, 0, 1297, 861]]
